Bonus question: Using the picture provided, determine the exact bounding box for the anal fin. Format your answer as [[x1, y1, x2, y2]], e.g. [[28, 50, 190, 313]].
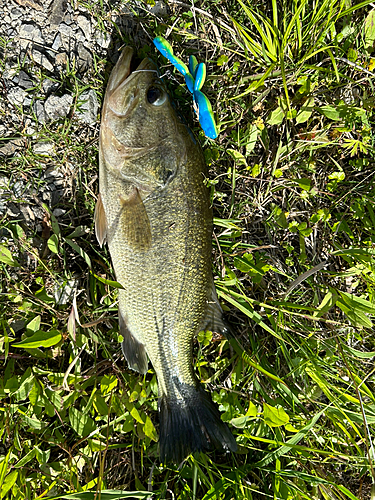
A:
[[94, 193, 108, 247], [119, 309, 148, 374], [201, 281, 232, 338]]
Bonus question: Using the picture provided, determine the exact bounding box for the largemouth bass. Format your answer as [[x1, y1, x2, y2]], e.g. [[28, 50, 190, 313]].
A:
[[95, 46, 237, 463]]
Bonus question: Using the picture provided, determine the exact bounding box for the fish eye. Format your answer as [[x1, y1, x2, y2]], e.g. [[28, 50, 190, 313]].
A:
[[147, 86, 167, 106]]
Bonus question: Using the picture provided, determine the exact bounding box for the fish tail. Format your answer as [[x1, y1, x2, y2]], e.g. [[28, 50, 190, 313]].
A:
[[158, 384, 237, 463]]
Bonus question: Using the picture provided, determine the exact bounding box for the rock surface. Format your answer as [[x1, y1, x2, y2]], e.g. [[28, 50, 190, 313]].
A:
[[0, 0, 146, 255]]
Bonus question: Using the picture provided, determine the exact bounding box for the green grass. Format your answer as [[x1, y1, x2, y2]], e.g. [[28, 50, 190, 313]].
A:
[[1, 0, 375, 498]]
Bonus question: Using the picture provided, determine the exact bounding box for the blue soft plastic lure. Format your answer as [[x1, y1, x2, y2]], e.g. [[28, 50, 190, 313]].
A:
[[153, 36, 218, 139]]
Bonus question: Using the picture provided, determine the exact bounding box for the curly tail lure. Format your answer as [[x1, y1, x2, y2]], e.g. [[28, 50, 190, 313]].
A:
[[153, 36, 218, 140]]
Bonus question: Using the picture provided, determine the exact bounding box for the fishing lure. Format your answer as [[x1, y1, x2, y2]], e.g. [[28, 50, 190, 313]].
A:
[[153, 36, 218, 140]]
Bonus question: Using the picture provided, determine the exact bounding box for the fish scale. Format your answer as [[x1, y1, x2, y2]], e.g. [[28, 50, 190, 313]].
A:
[[96, 46, 237, 462]]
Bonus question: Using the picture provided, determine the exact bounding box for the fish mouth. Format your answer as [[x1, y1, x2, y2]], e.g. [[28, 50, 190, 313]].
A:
[[105, 48, 158, 118], [106, 47, 157, 96]]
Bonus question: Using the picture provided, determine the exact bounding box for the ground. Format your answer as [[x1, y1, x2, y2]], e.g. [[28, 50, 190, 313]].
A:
[[1, 0, 375, 499]]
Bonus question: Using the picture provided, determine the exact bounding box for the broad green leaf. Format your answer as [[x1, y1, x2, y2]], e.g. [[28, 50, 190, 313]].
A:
[[364, 9, 375, 52], [18, 412, 44, 429], [12, 329, 62, 348], [130, 406, 144, 424], [12, 367, 34, 401], [101, 375, 118, 395], [92, 273, 124, 289], [14, 449, 36, 468], [296, 97, 314, 124], [230, 415, 252, 428], [28, 382, 40, 406], [144, 416, 158, 441], [227, 149, 247, 166], [247, 401, 257, 417], [319, 105, 340, 120], [35, 286, 55, 303], [313, 291, 337, 317], [65, 238, 92, 268], [26, 315, 41, 334], [255, 409, 324, 467], [263, 403, 289, 427], [272, 205, 288, 229], [295, 178, 311, 191], [339, 291, 375, 314], [230, 405, 257, 429], [0, 470, 18, 498], [48, 234, 59, 254], [0, 244, 19, 267], [129, 391, 139, 403], [285, 423, 299, 432], [245, 123, 258, 155], [35, 447, 50, 464], [267, 106, 284, 125], [336, 292, 374, 328], [69, 407, 96, 438], [66, 226, 88, 238], [88, 439, 107, 452], [93, 393, 109, 416]]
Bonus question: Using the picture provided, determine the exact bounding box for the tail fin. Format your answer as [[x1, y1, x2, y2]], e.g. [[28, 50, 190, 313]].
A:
[[159, 384, 237, 463]]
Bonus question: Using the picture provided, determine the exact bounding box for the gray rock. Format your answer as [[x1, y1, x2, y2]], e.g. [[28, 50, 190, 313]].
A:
[[42, 78, 59, 95], [58, 22, 72, 38], [3, 68, 17, 81], [77, 42, 92, 71], [44, 94, 73, 121], [95, 30, 111, 49], [12, 181, 25, 198], [20, 204, 35, 223], [19, 23, 44, 49], [75, 28, 86, 44], [7, 27, 17, 38], [44, 167, 60, 178], [0, 138, 24, 157], [148, 1, 168, 16], [77, 15, 91, 38], [8, 87, 26, 106], [7, 202, 21, 217], [76, 89, 98, 125], [23, 97, 32, 107], [33, 141, 54, 155], [13, 70, 33, 89], [32, 50, 54, 72], [52, 208, 66, 217], [63, 12, 72, 25], [49, 0, 68, 27], [33, 101, 46, 123], [10, 7, 23, 20], [52, 33, 61, 51]]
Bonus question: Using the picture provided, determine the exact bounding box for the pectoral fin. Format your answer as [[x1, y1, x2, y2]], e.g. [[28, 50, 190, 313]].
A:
[[94, 193, 108, 247], [119, 188, 152, 251], [119, 310, 148, 374]]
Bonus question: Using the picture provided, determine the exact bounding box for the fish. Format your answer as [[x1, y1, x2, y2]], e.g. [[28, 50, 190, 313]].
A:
[[95, 46, 237, 463]]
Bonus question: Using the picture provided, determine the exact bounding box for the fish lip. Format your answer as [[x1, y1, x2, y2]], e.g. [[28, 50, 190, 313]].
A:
[[105, 47, 134, 96], [108, 49, 157, 96]]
